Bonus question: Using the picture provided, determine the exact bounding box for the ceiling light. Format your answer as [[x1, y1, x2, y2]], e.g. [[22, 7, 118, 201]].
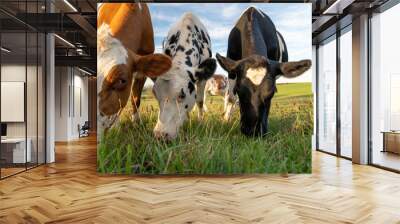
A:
[[76, 49, 87, 56], [63, 0, 78, 12], [54, 34, 75, 48], [78, 67, 93, 76], [323, 0, 354, 15], [1, 47, 11, 53]]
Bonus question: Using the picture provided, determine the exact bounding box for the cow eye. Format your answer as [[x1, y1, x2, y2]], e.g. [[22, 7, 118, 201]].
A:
[[178, 89, 186, 101], [112, 78, 128, 90]]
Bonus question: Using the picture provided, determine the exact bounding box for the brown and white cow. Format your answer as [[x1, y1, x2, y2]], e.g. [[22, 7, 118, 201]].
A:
[[203, 74, 234, 115], [205, 74, 228, 96], [97, 3, 172, 135]]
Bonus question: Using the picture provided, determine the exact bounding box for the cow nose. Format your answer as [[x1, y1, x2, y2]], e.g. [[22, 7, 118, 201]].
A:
[[220, 83, 226, 89], [241, 126, 254, 137], [154, 131, 171, 141], [154, 130, 162, 139]]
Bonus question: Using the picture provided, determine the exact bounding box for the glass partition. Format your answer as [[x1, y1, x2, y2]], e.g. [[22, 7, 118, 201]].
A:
[[0, 0, 46, 179], [317, 35, 337, 154], [339, 28, 352, 158], [371, 3, 400, 171], [1, 31, 28, 177]]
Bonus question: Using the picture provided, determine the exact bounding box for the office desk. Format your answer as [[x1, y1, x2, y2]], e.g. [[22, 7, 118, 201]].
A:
[[382, 131, 400, 154], [1, 138, 31, 164]]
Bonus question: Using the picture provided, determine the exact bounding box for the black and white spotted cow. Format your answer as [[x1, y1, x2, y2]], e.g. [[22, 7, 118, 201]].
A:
[[216, 7, 311, 136], [153, 12, 216, 140]]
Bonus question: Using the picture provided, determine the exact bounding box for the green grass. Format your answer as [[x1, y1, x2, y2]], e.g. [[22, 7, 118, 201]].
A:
[[98, 82, 313, 174]]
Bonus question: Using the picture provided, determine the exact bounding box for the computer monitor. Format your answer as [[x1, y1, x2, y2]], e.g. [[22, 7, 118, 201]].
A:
[[1, 123, 7, 137]]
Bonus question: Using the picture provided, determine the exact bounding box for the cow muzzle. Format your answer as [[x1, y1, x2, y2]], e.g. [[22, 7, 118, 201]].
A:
[[154, 130, 176, 141]]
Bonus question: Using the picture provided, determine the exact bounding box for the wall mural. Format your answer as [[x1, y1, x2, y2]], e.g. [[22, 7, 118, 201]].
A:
[[97, 2, 312, 174]]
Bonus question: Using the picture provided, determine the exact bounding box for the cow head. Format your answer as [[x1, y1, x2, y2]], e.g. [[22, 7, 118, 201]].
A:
[[97, 24, 172, 134], [98, 52, 172, 116], [208, 75, 228, 95], [216, 53, 311, 136], [153, 58, 216, 140]]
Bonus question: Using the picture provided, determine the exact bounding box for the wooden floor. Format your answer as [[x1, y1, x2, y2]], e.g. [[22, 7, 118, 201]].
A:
[[1, 136, 400, 223], [1, 167, 26, 178], [373, 150, 400, 171]]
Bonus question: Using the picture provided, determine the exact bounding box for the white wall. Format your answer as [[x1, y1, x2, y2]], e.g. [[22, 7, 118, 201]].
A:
[[1, 65, 33, 138], [312, 45, 317, 150], [71, 72, 89, 138], [55, 67, 69, 141], [1, 65, 26, 137], [1, 63, 46, 164], [54, 67, 89, 141]]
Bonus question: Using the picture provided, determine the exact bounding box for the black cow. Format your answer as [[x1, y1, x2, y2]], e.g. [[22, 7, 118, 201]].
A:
[[216, 7, 311, 136]]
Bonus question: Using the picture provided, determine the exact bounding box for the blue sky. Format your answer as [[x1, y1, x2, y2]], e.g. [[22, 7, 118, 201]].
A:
[[148, 3, 312, 83]]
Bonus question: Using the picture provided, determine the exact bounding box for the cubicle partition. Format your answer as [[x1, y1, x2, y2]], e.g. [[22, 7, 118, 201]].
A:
[[0, 0, 46, 179]]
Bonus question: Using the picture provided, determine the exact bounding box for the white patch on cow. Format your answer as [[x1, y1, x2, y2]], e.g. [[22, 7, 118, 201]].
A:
[[246, 67, 266, 85], [97, 23, 128, 79], [277, 33, 284, 63], [255, 7, 265, 18], [138, 3, 142, 10]]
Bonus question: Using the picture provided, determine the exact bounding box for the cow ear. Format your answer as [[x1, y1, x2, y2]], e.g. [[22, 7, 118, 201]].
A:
[[279, 59, 311, 78], [135, 53, 172, 78], [216, 53, 236, 72], [195, 58, 217, 81]]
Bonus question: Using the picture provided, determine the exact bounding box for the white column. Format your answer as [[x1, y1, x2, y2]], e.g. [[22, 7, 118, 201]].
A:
[[46, 32, 55, 163], [352, 14, 369, 164], [312, 45, 317, 150]]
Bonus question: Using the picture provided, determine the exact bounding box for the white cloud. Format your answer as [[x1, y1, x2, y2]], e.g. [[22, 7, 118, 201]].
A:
[[215, 64, 227, 76], [278, 70, 312, 83], [155, 45, 163, 54], [222, 4, 242, 19], [153, 26, 170, 38], [198, 17, 232, 41], [150, 3, 186, 7], [151, 14, 179, 23], [208, 26, 232, 41], [288, 48, 311, 61]]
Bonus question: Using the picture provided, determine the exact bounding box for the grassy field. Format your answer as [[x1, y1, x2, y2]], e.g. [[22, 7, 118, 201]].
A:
[[98, 82, 313, 174]]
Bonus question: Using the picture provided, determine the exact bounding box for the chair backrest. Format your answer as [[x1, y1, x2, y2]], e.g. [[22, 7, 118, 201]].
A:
[[83, 121, 90, 129]]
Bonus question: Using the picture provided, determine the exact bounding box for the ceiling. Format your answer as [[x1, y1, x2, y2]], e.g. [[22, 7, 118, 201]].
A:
[[311, 0, 391, 44], [0, 0, 97, 75], [1, 0, 395, 75]]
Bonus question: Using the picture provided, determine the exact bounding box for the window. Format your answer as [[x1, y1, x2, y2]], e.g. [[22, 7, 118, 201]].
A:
[[370, 3, 400, 171], [339, 28, 352, 158], [317, 35, 337, 154]]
